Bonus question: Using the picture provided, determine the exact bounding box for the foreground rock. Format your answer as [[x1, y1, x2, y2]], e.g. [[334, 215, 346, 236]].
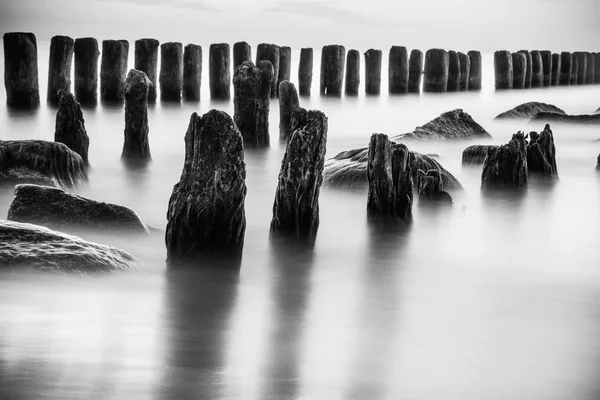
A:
[[323, 146, 462, 190], [55, 90, 90, 164], [8, 184, 148, 234], [526, 124, 558, 177], [495, 102, 566, 120], [481, 132, 528, 190], [393, 109, 492, 141], [0, 140, 86, 187], [166, 110, 246, 263], [271, 109, 327, 240], [416, 169, 453, 204], [462, 144, 498, 165], [531, 112, 600, 125], [0, 220, 136, 273]]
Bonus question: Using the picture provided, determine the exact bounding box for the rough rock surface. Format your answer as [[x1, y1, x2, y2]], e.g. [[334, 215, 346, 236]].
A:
[[165, 110, 247, 262], [122, 69, 151, 159], [526, 124, 558, 177], [481, 132, 528, 190], [531, 112, 600, 124], [270, 108, 327, 240], [393, 109, 492, 141], [7, 184, 148, 234], [462, 144, 498, 165], [0, 140, 86, 187], [495, 102, 566, 120], [278, 80, 300, 140], [416, 169, 453, 203], [54, 90, 90, 164], [0, 220, 136, 273]]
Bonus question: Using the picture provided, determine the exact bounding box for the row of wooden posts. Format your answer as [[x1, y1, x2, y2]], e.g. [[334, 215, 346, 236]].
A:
[[3, 32, 486, 109], [494, 50, 600, 89]]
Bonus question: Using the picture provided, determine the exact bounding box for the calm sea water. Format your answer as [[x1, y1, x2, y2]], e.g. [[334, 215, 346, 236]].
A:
[[1, 41, 600, 400]]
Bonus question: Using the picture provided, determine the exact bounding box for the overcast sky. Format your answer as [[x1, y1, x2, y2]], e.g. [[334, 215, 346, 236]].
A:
[[1, 0, 599, 52]]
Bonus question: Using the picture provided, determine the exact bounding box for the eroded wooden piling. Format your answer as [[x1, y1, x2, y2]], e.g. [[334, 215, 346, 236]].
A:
[[100, 39, 129, 103], [209, 43, 231, 100], [47, 35, 74, 105], [134, 39, 159, 102], [389, 46, 409, 94], [423, 48, 449, 92], [320, 45, 345, 97], [298, 48, 313, 96], [183, 44, 202, 101], [364, 49, 382, 95], [345, 49, 360, 95], [4, 32, 40, 108], [160, 42, 183, 102]]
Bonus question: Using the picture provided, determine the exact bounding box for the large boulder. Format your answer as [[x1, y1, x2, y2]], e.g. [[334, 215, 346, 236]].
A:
[[271, 108, 327, 240], [481, 132, 528, 190], [0, 220, 137, 273], [531, 112, 600, 125], [495, 102, 566, 120], [166, 110, 247, 263], [0, 140, 86, 187], [526, 124, 558, 177], [7, 184, 148, 234], [462, 144, 498, 165], [54, 90, 90, 164], [393, 109, 492, 141]]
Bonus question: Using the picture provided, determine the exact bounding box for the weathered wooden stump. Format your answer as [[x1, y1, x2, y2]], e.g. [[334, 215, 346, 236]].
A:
[[530, 50, 543, 87], [527, 124, 558, 177], [559, 52, 572, 85], [416, 169, 452, 204], [279, 81, 300, 140], [256, 43, 280, 97], [55, 90, 89, 165], [447, 50, 461, 92], [512, 52, 527, 89], [298, 48, 313, 96], [551, 53, 561, 86], [233, 41, 251, 70], [183, 44, 202, 101], [585, 52, 595, 85], [209, 43, 230, 100], [165, 110, 247, 262], [389, 46, 409, 94], [494, 50, 513, 90], [364, 49, 382, 95], [47, 36, 74, 105], [271, 108, 328, 241], [408, 49, 423, 93], [594, 53, 600, 84], [3, 32, 40, 108], [570, 53, 579, 85], [458, 52, 470, 91], [277, 46, 291, 96], [134, 38, 159, 103], [320, 45, 345, 97], [423, 49, 449, 92], [574, 52, 587, 84], [159, 42, 183, 102], [74, 37, 99, 105], [100, 39, 129, 103], [345, 49, 360, 95], [518, 50, 533, 88], [481, 132, 528, 190], [122, 69, 151, 159], [233, 60, 273, 146], [540, 50, 552, 86], [390, 143, 414, 222], [467, 50, 482, 90]]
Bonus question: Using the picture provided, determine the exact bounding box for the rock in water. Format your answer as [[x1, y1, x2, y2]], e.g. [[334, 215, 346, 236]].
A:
[[345, 49, 360, 95], [408, 49, 423, 93], [134, 38, 159, 102], [122, 69, 151, 159], [54, 90, 90, 164], [0, 140, 86, 187], [512, 52, 526, 89], [0, 220, 136, 273], [100, 40, 129, 103], [389, 46, 409, 94], [530, 112, 600, 124], [467, 50, 482, 90], [320, 45, 345, 96], [526, 124, 558, 177], [3, 32, 40, 108], [494, 50, 513, 90], [416, 169, 453, 203], [270, 109, 327, 240], [393, 109, 492, 141], [47, 35, 74, 105], [298, 48, 313, 96], [423, 49, 449, 92], [495, 101, 566, 120], [279, 81, 300, 140], [559, 52, 572, 86], [165, 110, 247, 262], [233, 61, 274, 146], [8, 184, 148, 234], [366, 134, 412, 222], [462, 144, 498, 165], [160, 42, 183, 102], [183, 44, 202, 101], [209, 43, 231, 100], [256, 43, 280, 97], [447, 50, 461, 92], [233, 41, 251, 70], [481, 132, 528, 190], [74, 37, 100, 105], [458, 52, 470, 91], [364, 49, 382, 95]]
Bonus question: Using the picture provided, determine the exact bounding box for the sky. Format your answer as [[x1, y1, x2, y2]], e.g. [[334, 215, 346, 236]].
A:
[[1, 0, 599, 52]]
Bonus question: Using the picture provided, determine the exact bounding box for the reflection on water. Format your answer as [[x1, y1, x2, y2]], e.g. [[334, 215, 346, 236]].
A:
[[1, 44, 600, 399]]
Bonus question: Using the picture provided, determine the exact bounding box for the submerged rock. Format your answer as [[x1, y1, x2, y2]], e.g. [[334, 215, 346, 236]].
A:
[[393, 109, 491, 141], [271, 108, 327, 240], [8, 184, 148, 234], [416, 169, 453, 203], [495, 102, 566, 120], [166, 110, 247, 263], [531, 112, 600, 125], [0, 220, 136, 273], [0, 140, 86, 187], [462, 144, 498, 165], [481, 132, 528, 190], [526, 124, 558, 177], [54, 90, 90, 164]]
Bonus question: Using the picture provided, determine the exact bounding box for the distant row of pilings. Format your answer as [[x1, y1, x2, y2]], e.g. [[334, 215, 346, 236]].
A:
[[494, 50, 600, 89], [6, 32, 487, 108]]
